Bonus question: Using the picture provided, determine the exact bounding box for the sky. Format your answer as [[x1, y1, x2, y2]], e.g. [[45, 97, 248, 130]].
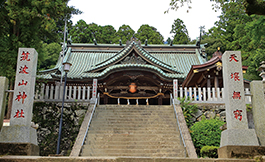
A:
[[68, 0, 221, 41]]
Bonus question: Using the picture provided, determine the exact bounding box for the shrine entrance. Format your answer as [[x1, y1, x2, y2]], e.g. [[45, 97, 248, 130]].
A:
[[97, 70, 172, 105]]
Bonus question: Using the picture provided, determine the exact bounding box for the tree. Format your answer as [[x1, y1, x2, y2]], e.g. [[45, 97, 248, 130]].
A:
[[39, 42, 61, 70], [234, 15, 265, 80], [113, 24, 135, 44], [166, 0, 265, 16], [166, 37, 172, 44], [69, 19, 92, 43], [170, 18, 190, 44], [101, 25, 116, 44], [135, 24, 164, 44], [0, 0, 80, 118], [0, 0, 80, 81]]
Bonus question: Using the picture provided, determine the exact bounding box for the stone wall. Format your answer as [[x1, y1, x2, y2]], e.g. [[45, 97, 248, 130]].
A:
[[32, 102, 88, 156], [190, 103, 254, 129]]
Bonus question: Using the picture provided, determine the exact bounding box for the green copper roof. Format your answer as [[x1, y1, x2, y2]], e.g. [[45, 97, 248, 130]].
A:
[[39, 41, 206, 81]]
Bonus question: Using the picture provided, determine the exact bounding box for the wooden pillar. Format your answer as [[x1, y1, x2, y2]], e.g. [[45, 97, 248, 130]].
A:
[[214, 75, 219, 98], [207, 76, 211, 88], [214, 75, 219, 90], [104, 93, 108, 104], [158, 95, 163, 105]]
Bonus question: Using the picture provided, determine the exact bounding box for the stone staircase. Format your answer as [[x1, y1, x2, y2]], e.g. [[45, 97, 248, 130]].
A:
[[80, 105, 186, 157]]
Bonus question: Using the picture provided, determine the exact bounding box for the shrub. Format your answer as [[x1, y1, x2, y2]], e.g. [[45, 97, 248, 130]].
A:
[[178, 97, 198, 127], [190, 117, 225, 156], [200, 145, 219, 158]]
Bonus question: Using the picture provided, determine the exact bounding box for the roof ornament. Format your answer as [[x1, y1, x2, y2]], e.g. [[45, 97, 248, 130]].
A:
[[170, 40, 173, 46], [121, 53, 146, 64], [145, 39, 148, 46], [212, 47, 223, 58], [119, 39, 122, 46], [67, 36, 72, 45], [132, 34, 136, 40], [93, 38, 97, 45], [126, 36, 141, 47]]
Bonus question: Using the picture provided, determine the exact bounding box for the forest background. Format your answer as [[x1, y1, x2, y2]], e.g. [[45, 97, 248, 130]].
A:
[[0, 0, 265, 84]]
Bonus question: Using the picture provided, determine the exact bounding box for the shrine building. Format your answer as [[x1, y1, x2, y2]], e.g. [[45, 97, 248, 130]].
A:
[[38, 37, 208, 105]]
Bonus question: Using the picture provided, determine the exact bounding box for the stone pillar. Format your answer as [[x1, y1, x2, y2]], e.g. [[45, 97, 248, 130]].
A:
[[251, 81, 265, 146], [0, 48, 39, 155], [220, 51, 258, 147], [0, 77, 8, 131]]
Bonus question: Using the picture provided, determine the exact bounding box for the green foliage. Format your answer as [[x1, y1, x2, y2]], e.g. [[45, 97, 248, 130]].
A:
[[190, 118, 225, 155], [69, 20, 116, 44], [170, 18, 190, 44], [39, 42, 61, 70], [135, 24, 164, 44], [113, 24, 135, 44], [69, 19, 93, 43], [178, 97, 198, 127], [0, 0, 80, 82], [166, 0, 265, 16], [200, 146, 219, 158]]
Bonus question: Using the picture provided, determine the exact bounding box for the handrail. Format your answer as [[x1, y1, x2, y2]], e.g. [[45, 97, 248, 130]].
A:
[[81, 93, 99, 146], [170, 93, 187, 157]]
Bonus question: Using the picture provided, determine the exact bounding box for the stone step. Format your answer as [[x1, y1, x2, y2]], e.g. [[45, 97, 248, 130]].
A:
[[81, 148, 185, 155], [88, 126, 176, 131], [83, 153, 184, 157], [96, 105, 172, 109], [92, 117, 176, 121], [95, 108, 174, 111], [89, 120, 177, 127], [92, 118, 176, 122], [86, 144, 182, 150], [89, 124, 177, 129], [94, 113, 174, 117], [85, 134, 181, 142], [93, 115, 176, 120], [85, 140, 182, 146], [80, 105, 185, 157], [87, 130, 179, 134], [94, 108, 174, 113], [84, 144, 184, 150], [95, 109, 174, 112]]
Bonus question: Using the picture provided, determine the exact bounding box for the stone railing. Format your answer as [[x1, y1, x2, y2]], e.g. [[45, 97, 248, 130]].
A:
[[34, 83, 252, 104], [174, 87, 251, 104], [35, 83, 91, 102]]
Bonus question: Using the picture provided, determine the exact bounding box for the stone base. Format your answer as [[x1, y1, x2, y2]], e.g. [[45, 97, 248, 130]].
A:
[[218, 145, 265, 158], [0, 143, 39, 155], [220, 129, 259, 147], [0, 126, 38, 145]]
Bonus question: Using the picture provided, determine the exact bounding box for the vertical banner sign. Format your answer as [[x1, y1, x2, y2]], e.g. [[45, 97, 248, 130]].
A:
[[92, 79, 97, 98], [10, 48, 38, 127], [173, 79, 178, 99], [222, 51, 248, 129]]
